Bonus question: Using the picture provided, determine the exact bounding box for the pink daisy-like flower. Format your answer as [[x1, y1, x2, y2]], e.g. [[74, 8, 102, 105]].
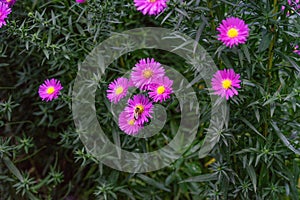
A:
[[76, 0, 86, 3], [0, 0, 16, 7], [293, 45, 300, 55], [148, 76, 173, 102], [125, 94, 153, 125], [131, 58, 165, 90], [211, 69, 241, 100], [134, 0, 168, 16], [107, 77, 130, 104], [118, 110, 142, 135], [38, 78, 63, 102], [0, 2, 11, 28], [217, 17, 249, 48]]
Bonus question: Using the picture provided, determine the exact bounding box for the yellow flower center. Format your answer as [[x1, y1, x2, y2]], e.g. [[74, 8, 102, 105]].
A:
[[115, 86, 124, 95], [222, 79, 232, 90], [227, 28, 239, 38], [142, 69, 153, 79], [157, 86, 165, 94], [136, 105, 144, 113], [7, 0, 12, 2], [128, 119, 135, 126], [148, 0, 156, 2], [46, 86, 55, 94]]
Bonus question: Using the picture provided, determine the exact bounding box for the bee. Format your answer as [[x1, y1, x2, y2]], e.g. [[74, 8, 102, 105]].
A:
[[134, 107, 141, 120]]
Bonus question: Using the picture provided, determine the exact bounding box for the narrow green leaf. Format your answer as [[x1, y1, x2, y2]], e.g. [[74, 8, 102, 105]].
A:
[[137, 174, 170, 192], [246, 165, 257, 192], [174, 8, 190, 19], [26, 191, 39, 200], [242, 45, 251, 63], [3, 156, 23, 181], [161, 10, 173, 25], [180, 173, 218, 183], [270, 121, 300, 155], [240, 118, 265, 139], [258, 32, 272, 53], [42, 49, 49, 59]]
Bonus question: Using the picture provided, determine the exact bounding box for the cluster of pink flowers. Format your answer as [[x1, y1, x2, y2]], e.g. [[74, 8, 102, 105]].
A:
[[106, 58, 173, 135], [74, 0, 298, 56], [133, 1, 246, 102], [282, 0, 300, 15], [281, 0, 300, 48], [213, 17, 245, 100], [0, 0, 16, 28], [37, 0, 298, 119], [213, 17, 246, 100]]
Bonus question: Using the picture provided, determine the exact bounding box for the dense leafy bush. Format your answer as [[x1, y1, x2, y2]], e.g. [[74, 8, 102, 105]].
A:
[[0, 0, 299, 199]]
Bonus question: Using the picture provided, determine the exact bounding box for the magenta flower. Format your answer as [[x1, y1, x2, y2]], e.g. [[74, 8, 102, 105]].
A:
[[76, 0, 86, 3], [288, 0, 300, 8], [148, 76, 173, 102], [211, 69, 241, 100], [107, 77, 130, 104], [293, 45, 300, 55], [125, 94, 153, 125], [282, 0, 300, 15], [217, 17, 249, 48], [118, 110, 142, 135], [0, 0, 16, 7], [134, 0, 168, 16], [38, 78, 63, 102], [131, 58, 165, 90], [0, 2, 11, 28]]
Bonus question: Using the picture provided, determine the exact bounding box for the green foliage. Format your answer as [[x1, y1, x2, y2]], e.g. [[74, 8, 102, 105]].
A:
[[0, 0, 299, 199]]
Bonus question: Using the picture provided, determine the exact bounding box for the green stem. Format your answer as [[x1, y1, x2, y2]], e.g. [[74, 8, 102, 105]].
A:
[[207, 0, 216, 34], [14, 146, 47, 163], [265, 0, 279, 137], [5, 121, 34, 126], [0, 87, 16, 90], [267, 0, 278, 78], [263, 123, 268, 137]]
